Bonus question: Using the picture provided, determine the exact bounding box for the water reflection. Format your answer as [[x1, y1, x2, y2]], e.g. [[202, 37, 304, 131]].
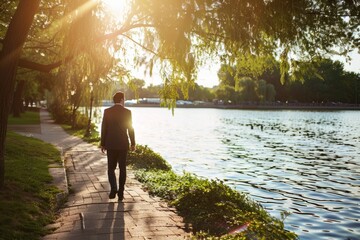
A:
[[95, 108, 360, 239]]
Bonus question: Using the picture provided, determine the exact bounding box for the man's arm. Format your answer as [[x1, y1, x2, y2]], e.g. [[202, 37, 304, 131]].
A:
[[100, 110, 107, 153], [128, 111, 136, 151]]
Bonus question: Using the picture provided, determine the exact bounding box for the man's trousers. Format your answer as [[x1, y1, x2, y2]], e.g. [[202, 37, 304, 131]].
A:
[[107, 149, 127, 194]]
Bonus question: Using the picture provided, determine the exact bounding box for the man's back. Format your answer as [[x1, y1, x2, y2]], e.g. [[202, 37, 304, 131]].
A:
[[101, 105, 135, 150]]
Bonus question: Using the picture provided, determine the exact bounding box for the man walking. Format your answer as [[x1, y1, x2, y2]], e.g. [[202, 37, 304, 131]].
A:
[[101, 91, 135, 201]]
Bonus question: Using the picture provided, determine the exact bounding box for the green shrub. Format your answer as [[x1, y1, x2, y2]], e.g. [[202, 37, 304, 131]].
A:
[[61, 124, 100, 143], [131, 147, 298, 239], [127, 145, 171, 171], [74, 113, 89, 129], [48, 103, 71, 125], [48, 103, 89, 130]]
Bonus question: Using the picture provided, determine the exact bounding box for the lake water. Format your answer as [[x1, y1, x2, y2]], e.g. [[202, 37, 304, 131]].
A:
[[96, 107, 360, 239]]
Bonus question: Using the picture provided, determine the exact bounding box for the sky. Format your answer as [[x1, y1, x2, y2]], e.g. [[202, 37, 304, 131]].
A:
[[132, 50, 360, 88], [331, 50, 360, 75]]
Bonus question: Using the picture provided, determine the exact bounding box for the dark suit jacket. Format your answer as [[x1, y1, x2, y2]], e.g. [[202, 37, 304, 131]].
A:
[[101, 104, 135, 150]]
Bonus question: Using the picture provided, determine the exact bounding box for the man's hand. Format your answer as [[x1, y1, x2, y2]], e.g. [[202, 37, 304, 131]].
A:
[[101, 146, 106, 154], [130, 145, 136, 151]]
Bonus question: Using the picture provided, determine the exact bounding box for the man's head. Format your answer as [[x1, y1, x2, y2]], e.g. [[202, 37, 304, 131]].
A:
[[113, 91, 125, 104]]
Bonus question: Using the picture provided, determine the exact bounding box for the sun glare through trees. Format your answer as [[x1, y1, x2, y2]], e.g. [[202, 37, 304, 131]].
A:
[[101, 0, 129, 21]]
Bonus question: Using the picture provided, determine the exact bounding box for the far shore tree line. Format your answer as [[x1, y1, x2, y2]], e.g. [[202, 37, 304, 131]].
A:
[[9, 56, 360, 116], [123, 58, 360, 105]]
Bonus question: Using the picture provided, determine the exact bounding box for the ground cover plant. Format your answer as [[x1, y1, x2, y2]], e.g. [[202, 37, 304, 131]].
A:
[[0, 132, 62, 240], [61, 124, 100, 144], [128, 145, 298, 239]]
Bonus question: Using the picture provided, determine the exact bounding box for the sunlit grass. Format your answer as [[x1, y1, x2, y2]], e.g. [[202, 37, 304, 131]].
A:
[[0, 132, 62, 239], [7, 110, 40, 125]]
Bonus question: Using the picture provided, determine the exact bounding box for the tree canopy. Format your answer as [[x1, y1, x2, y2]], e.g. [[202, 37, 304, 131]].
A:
[[3, 0, 359, 95]]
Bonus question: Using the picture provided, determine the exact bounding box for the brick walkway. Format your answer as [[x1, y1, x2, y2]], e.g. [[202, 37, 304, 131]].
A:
[[13, 109, 190, 240]]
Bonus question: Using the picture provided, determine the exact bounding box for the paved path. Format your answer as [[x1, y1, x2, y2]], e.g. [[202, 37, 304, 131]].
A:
[[12, 109, 190, 240]]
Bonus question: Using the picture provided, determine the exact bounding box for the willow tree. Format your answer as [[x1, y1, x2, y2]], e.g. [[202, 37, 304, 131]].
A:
[[127, 0, 358, 88], [0, 0, 359, 188], [0, 0, 113, 188], [51, 0, 115, 129]]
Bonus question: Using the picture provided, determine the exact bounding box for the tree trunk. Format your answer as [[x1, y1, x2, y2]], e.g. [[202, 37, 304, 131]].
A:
[[12, 80, 26, 117], [0, 0, 40, 189], [24, 98, 29, 110], [71, 107, 77, 129]]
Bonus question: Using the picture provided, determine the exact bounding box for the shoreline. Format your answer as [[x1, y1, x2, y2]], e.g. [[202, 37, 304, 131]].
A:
[[123, 103, 360, 111]]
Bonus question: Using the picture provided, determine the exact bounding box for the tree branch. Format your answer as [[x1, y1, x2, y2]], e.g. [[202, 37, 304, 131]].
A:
[[17, 23, 155, 72], [99, 23, 154, 42], [18, 56, 72, 73], [121, 34, 161, 57]]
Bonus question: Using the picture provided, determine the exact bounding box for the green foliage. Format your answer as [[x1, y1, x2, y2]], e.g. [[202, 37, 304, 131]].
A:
[[52, 105, 100, 144], [123, 0, 358, 105], [215, 85, 238, 104], [61, 124, 100, 144], [3, 0, 358, 111], [217, 57, 360, 104], [187, 84, 215, 102], [49, 103, 91, 130], [12, 71, 46, 105], [215, 74, 277, 104], [285, 58, 360, 103], [141, 84, 163, 98], [235, 54, 277, 81], [279, 47, 290, 85], [218, 65, 236, 88], [130, 145, 297, 239], [128, 145, 171, 171], [237, 77, 259, 102], [265, 82, 276, 102], [126, 78, 146, 99], [121, 80, 215, 103], [0, 132, 62, 239]]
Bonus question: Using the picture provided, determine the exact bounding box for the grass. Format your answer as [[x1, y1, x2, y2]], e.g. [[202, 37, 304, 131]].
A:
[[7, 109, 40, 125], [0, 131, 62, 240], [61, 124, 100, 144]]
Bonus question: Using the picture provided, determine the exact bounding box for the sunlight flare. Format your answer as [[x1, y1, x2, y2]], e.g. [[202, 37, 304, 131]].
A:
[[101, 0, 129, 19]]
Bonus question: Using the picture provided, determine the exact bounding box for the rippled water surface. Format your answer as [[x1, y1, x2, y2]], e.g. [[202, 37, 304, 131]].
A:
[[97, 107, 360, 239]]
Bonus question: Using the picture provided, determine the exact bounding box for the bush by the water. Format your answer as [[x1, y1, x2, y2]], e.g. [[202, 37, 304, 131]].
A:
[[128, 145, 297, 239], [127, 145, 171, 171], [49, 104, 99, 142]]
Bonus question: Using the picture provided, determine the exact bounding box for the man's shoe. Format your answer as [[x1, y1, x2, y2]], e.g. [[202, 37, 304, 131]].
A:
[[118, 191, 124, 201], [109, 190, 117, 199]]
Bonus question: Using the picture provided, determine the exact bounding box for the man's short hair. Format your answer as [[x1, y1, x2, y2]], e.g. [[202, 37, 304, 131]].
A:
[[113, 91, 124, 103]]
